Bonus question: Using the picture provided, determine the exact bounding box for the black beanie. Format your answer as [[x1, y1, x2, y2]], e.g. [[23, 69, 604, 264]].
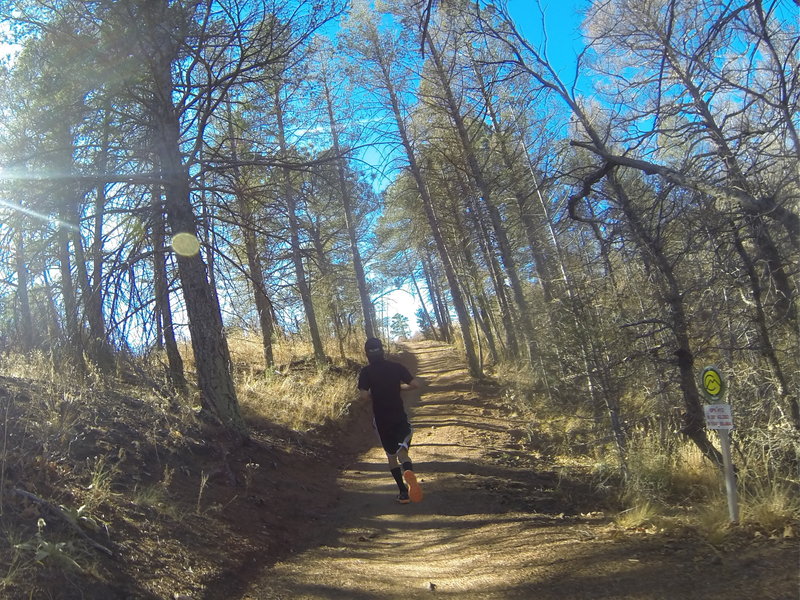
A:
[[365, 337, 384, 362]]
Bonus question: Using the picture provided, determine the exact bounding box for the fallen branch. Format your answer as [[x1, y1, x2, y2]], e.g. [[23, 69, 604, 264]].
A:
[[12, 488, 114, 557]]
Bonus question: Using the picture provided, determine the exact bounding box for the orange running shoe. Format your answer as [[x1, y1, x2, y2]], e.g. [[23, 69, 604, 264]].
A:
[[403, 470, 423, 503]]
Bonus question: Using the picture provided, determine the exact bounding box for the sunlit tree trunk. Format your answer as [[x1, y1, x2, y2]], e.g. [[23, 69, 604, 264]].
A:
[[57, 219, 85, 372], [150, 43, 245, 437], [321, 78, 377, 339], [71, 223, 112, 370], [422, 251, 452, 343], [274, 85, 325, 361], [408, 264, 438, 341], [458, 243, 500, 363], [472, 58, 556, 303], [424, 31, 536, 366], [85, 104, 113, 370], [384, 80, 480, 375], [226, 100, 275, 368], [309, 224, 347, 360]]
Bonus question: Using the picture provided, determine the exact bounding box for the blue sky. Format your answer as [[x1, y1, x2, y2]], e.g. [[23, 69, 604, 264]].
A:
[[507, 0, 587, 81]]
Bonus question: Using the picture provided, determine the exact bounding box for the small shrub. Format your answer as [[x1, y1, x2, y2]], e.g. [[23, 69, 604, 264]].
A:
[[82, 456, 119, 512], [623, 434, 718, 506], [695, 500, 730, 545], [741, 480, 800, 534], [615, 501, 661, 529]]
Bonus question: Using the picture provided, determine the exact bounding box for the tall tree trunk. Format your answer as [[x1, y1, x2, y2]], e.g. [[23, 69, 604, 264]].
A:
[[70, 224, 112, 370], [322, 79, 376, 338], [198, 152, 223, 317], [14, 228, 35, 353], [152, 58, 245, 438], [226, 100, 275, 368], [152, 187, 186, 391], [274, 85, 325, 361], [469, 52, 557, 303], [53, 127, 87, 372], [85, 104, 113, 370], [57, 220, 85, 373], [422, 251, 452, 343], [458, 245, 501, 363], [425, 31, 536, 365], [310, 226, 347, 360], [241, 197, 276, 368], [379, 57, 481, 376], [42, 274, 63, 347], [464, 190, 519, 358], [408, 263, 438, 341]]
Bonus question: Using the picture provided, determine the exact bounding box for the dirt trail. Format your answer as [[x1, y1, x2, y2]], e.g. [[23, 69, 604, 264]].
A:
[[229, 341, 797, 600]]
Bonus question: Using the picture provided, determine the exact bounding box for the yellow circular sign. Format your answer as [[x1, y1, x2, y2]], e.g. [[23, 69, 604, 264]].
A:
[[171, 232, 201, 257], [702, 367, 723, 397]]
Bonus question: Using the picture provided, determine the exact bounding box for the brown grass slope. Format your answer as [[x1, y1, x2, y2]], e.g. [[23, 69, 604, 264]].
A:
[[0, 346, 370, 599]]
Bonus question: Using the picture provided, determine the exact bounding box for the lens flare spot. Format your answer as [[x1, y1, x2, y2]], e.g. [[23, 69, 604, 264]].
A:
[[171, 232, 200, 257]]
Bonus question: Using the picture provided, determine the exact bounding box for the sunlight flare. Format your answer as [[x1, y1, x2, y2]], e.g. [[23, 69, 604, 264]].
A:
[[171, 232, 201, 257], [0, 197, 78, 230]]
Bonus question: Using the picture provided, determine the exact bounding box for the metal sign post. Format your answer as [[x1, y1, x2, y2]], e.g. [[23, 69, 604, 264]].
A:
[[701, 366, 739, 523]]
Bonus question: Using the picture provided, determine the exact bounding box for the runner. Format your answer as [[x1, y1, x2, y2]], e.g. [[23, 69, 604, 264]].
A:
[[357, 338, 423, 504]]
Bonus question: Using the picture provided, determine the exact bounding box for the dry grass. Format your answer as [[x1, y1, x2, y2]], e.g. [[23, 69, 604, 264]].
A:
[[615, 501, 661, 530], [199, 332, 366, 372], [694, 500, 731, 544], [615, 436, 800, 541], [170, 333, 365, 433], [237, 369, 354, 432], [224, 334, 363, 432], [740, 478, 800, 533], [623, 435, 719, 505], [495, 359, 800, 540]]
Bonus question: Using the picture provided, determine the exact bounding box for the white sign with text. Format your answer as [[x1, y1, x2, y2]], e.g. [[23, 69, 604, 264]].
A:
[[704, 403, 734, 430]]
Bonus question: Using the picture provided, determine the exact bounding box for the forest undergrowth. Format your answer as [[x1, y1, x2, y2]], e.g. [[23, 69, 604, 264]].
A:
[[494, 360, 800, 545]]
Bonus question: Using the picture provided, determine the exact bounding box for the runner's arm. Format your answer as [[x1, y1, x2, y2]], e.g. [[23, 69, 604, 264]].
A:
[[401, 378, 420, 391]]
